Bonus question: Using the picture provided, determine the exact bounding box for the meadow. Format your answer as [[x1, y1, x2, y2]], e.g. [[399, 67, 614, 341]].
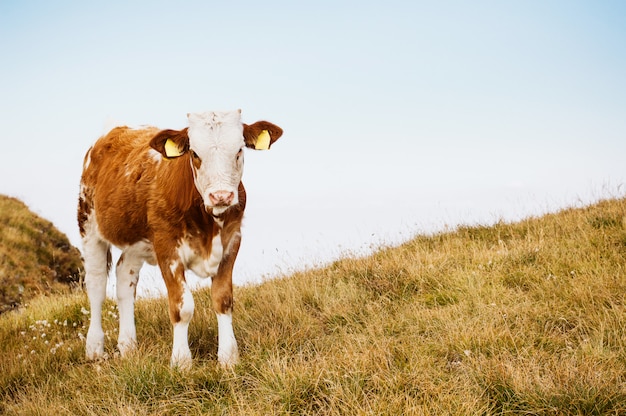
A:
[[1, 197, 625, 415]]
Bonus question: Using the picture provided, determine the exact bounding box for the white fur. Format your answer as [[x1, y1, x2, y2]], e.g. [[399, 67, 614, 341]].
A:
[[216, 312, 239, 368], [116, 241, 155, 355], [83, 148, 92, 171], [148, 148, 162, 163], [187, 111, 245, 209], [207, 233, 223, 275], [169, 259, 180, 277], [171, 282, 195, 369], [177, 233, 223, 278], [212, 206, 228, 216], [82, 212, 109, 360], [224, 231, 241, 257]]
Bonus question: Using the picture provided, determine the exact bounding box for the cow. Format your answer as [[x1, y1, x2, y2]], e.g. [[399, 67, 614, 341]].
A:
[[77, 110, 283, 369]]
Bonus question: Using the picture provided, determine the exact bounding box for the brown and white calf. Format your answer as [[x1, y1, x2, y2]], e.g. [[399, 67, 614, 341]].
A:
[[77, 110, 283, 368]]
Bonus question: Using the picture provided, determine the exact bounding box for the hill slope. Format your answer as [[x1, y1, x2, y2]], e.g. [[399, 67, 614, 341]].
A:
[[1, 197, 625, 415], [0, 195, 83, 313]]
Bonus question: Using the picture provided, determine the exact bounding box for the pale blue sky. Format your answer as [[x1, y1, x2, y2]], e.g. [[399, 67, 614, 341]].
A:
[[1, 1, 625, 292]]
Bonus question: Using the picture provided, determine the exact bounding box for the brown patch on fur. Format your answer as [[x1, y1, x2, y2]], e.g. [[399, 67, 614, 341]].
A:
[[77, 194, 91, 237], [107, 248, 112, 275], [155, 152, 203, 214], [80, 126, 160, 246], [161, 260, 185, 323]]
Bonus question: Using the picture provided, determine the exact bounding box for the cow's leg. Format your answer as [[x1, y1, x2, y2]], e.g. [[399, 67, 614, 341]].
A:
[[160, 257, 195, 369], [213, 229, 242, 368], [83, 234, 111, 361], [172, 279, 194, 369], [115, 244, 148, 356]]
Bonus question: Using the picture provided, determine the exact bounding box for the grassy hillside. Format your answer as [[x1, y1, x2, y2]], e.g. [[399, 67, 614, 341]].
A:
[[0, 195, 83, 313], [1, 197, 625, 415]]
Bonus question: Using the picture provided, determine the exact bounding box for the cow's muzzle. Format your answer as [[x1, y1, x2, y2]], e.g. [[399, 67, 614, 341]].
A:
[[209, 191, 235, 207]]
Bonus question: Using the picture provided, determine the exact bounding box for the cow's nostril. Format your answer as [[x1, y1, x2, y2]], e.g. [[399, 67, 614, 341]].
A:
[[209, 191, 234, 206]]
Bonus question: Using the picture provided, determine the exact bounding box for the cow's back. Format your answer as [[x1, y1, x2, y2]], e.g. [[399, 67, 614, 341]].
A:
[[79, 126, 160, 246]]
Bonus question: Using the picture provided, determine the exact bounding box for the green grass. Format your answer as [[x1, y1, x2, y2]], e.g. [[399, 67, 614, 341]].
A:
[[1, 197, 626, 415]]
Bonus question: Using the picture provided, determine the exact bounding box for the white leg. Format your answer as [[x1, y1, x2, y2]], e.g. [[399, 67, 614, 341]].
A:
[[170, 282, 194, 369], [115, 251, 143, 356], [83, 237, 110, 361], [216, 312, 239, 368]]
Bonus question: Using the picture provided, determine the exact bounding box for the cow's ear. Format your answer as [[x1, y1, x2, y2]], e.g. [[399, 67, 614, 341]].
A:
[[150, 128, 189, 159], [243, 121, 283, 150]]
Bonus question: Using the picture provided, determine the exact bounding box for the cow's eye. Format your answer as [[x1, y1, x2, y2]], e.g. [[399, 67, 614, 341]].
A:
[[236, 148, 243, 161], [191, 151, 201, 167]]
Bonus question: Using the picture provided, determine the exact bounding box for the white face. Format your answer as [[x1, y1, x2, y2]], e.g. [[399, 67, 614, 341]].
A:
[[187, 110, 245, 213]]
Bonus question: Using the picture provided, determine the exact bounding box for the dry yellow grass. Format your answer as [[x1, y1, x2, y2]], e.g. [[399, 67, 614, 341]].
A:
[[1, 197, 625, 415]]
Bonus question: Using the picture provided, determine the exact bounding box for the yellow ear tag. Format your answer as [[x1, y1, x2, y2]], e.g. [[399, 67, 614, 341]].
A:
[[164, 138, 184, 158], [255, 129, 271, 150]]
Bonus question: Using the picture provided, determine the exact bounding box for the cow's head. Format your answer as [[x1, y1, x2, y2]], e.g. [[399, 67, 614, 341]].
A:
[[150, 110, 283, 214]]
